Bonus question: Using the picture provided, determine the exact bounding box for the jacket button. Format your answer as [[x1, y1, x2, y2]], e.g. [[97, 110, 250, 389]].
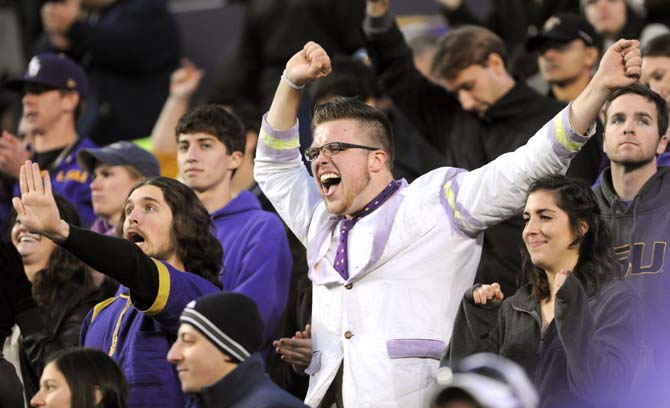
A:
[[344, 331, 353, 339], [344, 283, 353, 290]]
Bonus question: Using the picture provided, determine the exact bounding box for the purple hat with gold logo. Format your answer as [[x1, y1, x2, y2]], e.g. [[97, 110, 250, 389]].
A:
[[4, 53, 88, 98]]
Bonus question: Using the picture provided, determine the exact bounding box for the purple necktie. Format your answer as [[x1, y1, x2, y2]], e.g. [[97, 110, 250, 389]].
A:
[[333, 180, 400, 280]]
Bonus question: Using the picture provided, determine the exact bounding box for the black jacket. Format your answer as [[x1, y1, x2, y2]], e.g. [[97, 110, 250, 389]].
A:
[[445, 274, 641, 408], [209, 0, 365, 111], [439, 0, 580, 78], [187, 354, 308, 408], [40, 0, 181, 145], [364, 15, 602, 295]]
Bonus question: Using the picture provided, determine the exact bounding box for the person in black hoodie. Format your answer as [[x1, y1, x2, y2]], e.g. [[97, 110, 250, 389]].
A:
[[445, 175, 641, 408], [363, 0, 602, 297], [593, 83, 670, 405]]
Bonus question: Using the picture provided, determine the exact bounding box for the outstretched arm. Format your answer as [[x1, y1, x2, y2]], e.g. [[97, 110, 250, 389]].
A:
[[569, 39, 641, 135], [441, 39, 641, 235], [266, 42, 332, 130], [254, 43, 332, 245], [150, 60, 204, 156], [12, 161, 160, 304]]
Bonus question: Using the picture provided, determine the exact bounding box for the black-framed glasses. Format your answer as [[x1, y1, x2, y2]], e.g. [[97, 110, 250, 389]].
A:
[[304, 142, 381, 162]]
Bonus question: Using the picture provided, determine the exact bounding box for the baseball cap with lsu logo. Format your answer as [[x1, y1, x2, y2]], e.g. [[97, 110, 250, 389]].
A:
[[526, 13, 600, 53], [4, 53, 88, 98]]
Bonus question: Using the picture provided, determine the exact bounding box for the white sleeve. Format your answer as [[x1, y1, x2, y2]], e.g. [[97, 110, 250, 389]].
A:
[[441, 105, 594, 236], [253, 114, 324, 246]]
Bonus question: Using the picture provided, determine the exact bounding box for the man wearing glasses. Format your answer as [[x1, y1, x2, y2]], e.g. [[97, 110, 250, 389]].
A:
[[254, 40, 641, 407]]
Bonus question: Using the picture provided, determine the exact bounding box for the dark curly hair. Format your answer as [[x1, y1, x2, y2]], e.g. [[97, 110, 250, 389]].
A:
[[116, 177, 222, 288], [522, 175, 621, 301], [12, 194, 92, 307]]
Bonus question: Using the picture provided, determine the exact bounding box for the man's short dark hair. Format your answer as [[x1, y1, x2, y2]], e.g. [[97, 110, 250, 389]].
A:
[[643, 33, 670, 58], [175, 104, 246, 154], [603, 83, 669, 137], [431, 26, 508, 80], [116, 177, 223, 288], [311, 97, 394, 171]]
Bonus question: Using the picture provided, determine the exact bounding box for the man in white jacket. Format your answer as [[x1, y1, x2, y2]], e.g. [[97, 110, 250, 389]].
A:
[[254, 40, 640, 407]]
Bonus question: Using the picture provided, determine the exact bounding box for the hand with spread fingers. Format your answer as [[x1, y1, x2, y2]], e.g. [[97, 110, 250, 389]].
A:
[[284, 42, 332, 89], [472, 282, 505, 305], [11, 161, 68, 242], [273, 324, 312, 375]]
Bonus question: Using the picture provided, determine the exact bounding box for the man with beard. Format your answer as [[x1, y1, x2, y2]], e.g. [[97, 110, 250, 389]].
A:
[[254, 38, 640, 407]]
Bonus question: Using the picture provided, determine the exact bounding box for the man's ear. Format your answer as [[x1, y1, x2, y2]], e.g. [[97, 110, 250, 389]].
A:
[[62, 92, 80, 115], [657, 134, 669, 156], [228, 151, 244, 170], [486, 53, 506, 75], [368, 149, 388, 173]]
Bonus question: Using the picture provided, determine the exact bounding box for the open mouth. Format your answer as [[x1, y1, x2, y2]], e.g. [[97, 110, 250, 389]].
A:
[[319, 173, 341, 196], [127, 231, 146, 245]]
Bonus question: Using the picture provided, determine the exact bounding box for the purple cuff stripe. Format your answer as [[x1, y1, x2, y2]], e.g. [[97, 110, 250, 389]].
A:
[[386, 339, 446, 360], [440, 169, 483, 236]]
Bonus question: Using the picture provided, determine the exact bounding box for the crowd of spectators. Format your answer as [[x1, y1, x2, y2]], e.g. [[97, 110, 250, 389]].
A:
[[1, 0, 669, 407]]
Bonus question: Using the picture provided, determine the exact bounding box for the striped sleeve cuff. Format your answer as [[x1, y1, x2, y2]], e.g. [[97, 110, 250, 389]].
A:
[[141, 259, 171, 316], [258, 113, 301, 160], [549, 104, 594, 158], [440, 168, 483, 237]]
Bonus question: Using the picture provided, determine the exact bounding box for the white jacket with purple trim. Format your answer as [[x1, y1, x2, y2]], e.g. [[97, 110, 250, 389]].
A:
[[254, 106, 591, 408]]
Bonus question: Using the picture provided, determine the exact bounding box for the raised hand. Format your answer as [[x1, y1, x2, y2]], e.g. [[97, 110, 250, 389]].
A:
[[41, 0, 80, 35], [11, 161, 68, 241], [170, 59, 204, 101], [284, 42, 332, 89], [593, 39, 642, 91], [472, 283, 504, 305]]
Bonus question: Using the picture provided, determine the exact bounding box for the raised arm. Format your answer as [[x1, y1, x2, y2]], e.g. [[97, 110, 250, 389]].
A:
[[254, 43, 332, 244], [441, 39, 641, 235], [569, 39, 641, 135], [363, 0, 463, 149], [12, 161, 160, 304], [266, 42, 331, 130], [150, 60, 204, 156]]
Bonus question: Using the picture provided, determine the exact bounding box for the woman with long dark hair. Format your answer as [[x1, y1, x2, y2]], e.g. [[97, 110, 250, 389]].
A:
[[446, 175, 641, 407], [30, 347, 127, 408], [4, 194, 102, 396]]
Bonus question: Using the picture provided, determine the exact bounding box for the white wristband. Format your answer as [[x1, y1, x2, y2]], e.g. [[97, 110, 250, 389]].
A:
[[281, 69, 305, 90]]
